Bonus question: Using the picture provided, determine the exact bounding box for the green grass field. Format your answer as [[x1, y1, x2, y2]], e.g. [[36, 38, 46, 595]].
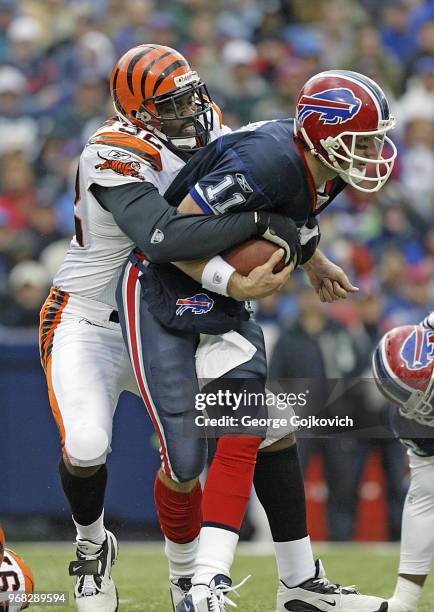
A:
[[11, 543, 434, 611]]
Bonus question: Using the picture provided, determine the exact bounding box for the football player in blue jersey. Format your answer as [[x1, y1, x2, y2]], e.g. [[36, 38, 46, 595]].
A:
[[117, 70, 397, 612], [373, 317, 434, 612]]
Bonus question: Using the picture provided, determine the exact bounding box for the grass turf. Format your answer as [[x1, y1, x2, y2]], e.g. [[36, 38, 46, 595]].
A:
[[10, 543, 434, 611]]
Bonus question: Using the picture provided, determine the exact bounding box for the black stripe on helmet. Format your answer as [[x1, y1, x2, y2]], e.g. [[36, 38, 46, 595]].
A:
[[152, 59, 189, 97], [140, 51, 173, 99], [126, 45, 160, 95], [111, 67, 123, 110]]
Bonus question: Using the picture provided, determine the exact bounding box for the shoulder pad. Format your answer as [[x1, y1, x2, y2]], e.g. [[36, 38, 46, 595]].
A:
[[88, 131, 162, 172]]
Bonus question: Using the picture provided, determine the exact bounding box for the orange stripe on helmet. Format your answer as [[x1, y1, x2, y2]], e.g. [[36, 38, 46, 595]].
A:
[[141, 52, 188, 101], [110, 44, 195, 130], [111, 45, 162, 116]]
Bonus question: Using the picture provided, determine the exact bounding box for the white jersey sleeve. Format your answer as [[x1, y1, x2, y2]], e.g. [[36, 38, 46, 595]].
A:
[[83, 122, 165, 190], [53, 108, 229, 307]]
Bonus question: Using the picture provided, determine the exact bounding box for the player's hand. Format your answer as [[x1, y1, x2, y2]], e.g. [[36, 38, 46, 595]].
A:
[[302, 249, 358, 303], [255, 212, 301, 267], [228, 249, 294, 300]]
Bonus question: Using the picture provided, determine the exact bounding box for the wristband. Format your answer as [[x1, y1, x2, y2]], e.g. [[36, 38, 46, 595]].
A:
[[201, 256, 236, 297]]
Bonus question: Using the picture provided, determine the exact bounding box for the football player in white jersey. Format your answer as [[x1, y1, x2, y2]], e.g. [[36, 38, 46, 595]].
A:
[[39, 44, 300, 612], [373, 314, 434, 611]]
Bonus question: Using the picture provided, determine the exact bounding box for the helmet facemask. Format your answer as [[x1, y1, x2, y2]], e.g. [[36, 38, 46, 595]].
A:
[[396, 369, 434, 427], [318, 118, 397, 193], [135, 81, 214, 150], [295, 69, 398, 193]]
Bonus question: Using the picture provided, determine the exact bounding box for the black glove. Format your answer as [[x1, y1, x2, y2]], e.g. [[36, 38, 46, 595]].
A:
[[298, 216, 320, 265], [254, 211, 301, 267]]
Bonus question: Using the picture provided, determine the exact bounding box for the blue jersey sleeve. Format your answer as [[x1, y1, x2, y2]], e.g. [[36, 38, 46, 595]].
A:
[[189, 150, 268, 216]]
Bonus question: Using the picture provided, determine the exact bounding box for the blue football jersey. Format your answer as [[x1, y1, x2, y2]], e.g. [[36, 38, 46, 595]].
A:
[[164, 119, 347, 225]]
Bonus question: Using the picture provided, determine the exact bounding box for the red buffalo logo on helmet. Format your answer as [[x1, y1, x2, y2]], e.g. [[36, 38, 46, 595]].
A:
[[400, 326, 434, 372], [387, 326, 434, 391], [373, 325, 434, 426]]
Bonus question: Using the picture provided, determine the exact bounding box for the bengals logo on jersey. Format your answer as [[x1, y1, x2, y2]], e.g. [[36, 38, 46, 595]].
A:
[[95, 153, 144, 180]]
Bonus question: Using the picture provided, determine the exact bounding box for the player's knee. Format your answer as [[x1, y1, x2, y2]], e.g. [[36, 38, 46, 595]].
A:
[[172, 461, 204, 484], [170, 452, 206, 483], [65, 424, 110, 466], [166, 437, 207, 483], [62, 455, 103, 478]]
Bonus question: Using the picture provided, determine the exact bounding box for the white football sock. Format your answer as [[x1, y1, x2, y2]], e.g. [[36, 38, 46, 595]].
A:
[[193, 526, 239, 586], [73, 511, 105, 545], [399, 453, 434, 576], [165, 536, 198, 578], [389, 576, 423, 610], [274, 535, 316, 587]]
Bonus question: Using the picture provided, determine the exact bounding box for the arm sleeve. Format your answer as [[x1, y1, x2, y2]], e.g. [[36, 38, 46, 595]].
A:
[[90, 181, 258, 263]]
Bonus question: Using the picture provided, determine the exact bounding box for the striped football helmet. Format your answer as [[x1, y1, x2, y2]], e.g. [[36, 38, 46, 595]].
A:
[[110, 44, 213, 149]]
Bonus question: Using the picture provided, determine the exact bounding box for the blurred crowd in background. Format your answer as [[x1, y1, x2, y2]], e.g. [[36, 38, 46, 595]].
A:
[[0, 0, 433, 541]]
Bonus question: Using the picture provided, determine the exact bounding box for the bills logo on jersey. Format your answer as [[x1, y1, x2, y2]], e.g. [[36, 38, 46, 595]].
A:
[[298, 88, 362, 126], [401, 327, 434, 371], [176, 293, 214, 316], [95, 153, 144, 180]]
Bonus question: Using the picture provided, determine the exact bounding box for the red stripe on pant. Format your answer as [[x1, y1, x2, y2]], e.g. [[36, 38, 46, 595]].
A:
[[202, 435, 263, 532], [125, 263, 172, 478]]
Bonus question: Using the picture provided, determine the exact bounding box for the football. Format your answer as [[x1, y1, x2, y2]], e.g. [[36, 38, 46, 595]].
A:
[[223, 239, 285, 276]]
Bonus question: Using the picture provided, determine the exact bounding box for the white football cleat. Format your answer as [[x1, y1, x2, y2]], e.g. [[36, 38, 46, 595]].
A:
[[170, 577, 192, 610], [276, 560, 388, 611], [177, 574, 250, 611], [69, 530, 118, 611]]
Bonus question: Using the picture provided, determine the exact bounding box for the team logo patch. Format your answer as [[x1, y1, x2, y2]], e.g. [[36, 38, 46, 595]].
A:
[[95, 153, 144, 180], [151, 228, 165, 244], [176, 293, 214, 316], [236, 173, 253, 193], [400, 328, 434, 370], [298, 88, 362, 125], [174, 70, 200, 88]]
